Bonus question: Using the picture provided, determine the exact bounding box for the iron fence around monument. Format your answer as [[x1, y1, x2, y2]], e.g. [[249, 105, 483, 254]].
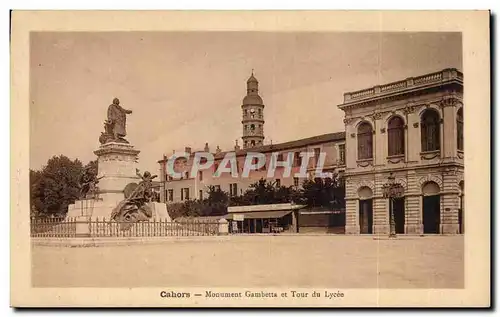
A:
[[30, 217, 220, 238], [30, 217, 77, 238]]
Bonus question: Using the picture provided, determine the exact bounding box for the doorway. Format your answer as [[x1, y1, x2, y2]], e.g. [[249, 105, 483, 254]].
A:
[[359, 199, 373, 234], [393, 197, 405, 234], [423, 195, 441, 234]]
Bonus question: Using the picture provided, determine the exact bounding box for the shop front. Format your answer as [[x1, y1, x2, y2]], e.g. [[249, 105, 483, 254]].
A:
[[227, 203, 306, 234]]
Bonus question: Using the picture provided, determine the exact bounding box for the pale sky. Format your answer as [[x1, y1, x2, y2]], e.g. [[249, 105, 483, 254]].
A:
[[30, 32, 462, 174]]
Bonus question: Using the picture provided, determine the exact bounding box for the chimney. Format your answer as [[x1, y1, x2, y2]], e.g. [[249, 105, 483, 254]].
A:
[[216, 145, 222, 154], [185, 147, 192, 154], [234, 139, 240, 151], [204, 142, 210, 152]]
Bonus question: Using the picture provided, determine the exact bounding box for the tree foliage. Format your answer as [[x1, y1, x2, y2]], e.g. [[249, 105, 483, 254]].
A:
[[296, 174, 345, 209], [229, 178, 297, 206], [167, 185, 229, 219], [30, 155, 97, 217], [166, 173, 346, 219]]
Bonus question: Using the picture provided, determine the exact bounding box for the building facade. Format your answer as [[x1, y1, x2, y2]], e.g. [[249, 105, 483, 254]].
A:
[[158, 68, 464, 235], [158, 132, 346, 203], [338, 68, 464, 235]]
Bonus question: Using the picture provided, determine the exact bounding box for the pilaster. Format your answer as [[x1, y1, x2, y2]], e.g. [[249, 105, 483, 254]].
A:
[[345, 198, 359, 234]]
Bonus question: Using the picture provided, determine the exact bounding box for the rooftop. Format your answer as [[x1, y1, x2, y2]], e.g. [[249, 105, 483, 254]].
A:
[[157, 131, 346, 163], [215, 131, 346, 159], [339, 68, 463, 109]]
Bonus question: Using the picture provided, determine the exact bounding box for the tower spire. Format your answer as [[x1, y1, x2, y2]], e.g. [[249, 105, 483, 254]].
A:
[[241, 72, 265, 149]]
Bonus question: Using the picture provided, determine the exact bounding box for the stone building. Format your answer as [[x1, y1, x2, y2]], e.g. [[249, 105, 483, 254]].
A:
[[338, 68, 464, 235], [157, 68, 464, 235], [158, 133, 346, 203]]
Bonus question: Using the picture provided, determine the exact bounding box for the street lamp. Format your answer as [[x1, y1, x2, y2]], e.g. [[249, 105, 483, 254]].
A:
[[382, 173, 404, 238]]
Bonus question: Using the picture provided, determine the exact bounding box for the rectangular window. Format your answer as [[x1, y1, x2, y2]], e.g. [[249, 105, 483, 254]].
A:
[[277, 153, 284, 161], [314, 148, 321, 165], [167, 189, 173, 202], [180, 188, 184, 200], [275, 179, 281, 187], [199, 190, 203, 200], [339, 144, 346, 164], [214, 185, 221, 191], [293, 177, 299, 187], [230, 183, 238, 196], [184, 188, 190, 200], [198, 171, 203, 181], [294, 152, 302, 167]]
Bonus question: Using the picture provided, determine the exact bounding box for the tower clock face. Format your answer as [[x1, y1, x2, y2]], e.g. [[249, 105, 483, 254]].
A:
[[250, 108, 255, 113]]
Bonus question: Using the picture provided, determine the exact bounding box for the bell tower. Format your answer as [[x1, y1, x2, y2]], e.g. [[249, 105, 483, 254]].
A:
[[241, 70, 265, 149]]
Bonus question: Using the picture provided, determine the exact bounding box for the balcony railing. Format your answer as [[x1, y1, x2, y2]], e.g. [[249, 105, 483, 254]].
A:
[[343, 68, 462, 103]]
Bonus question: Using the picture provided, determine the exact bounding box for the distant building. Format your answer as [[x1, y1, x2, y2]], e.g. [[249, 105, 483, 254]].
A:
[[157, 68, 464, 235], [157, 72, 346, 203]]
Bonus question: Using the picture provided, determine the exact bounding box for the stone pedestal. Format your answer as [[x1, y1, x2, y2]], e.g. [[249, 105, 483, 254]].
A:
[[67, 142, 171, 222], [150, 202, 171, 221], [218, 219, 229, 235], [74, 216, 91, 237], [94, 142, 141, 205]]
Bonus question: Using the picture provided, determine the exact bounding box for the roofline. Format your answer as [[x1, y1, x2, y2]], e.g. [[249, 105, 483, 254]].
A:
[[338, 68, 463, 109], [228, 203, 307, 213], [157, 131, 346, 163]]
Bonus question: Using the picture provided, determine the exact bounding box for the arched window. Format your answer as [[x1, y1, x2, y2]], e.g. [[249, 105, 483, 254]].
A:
[[357, 122, 373, 160], [421, 109, 441, 152], [251, 140, 256, 147], [250, 124, 255, 131], [388, 116, 405, 156], [457, 108, 464, 151]]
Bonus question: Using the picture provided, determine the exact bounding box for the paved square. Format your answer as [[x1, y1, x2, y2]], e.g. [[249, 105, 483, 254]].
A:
[[31, 235, 463, 288]]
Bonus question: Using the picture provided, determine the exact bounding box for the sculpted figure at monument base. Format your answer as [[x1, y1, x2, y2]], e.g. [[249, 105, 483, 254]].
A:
[[110, 170, 159, 230]]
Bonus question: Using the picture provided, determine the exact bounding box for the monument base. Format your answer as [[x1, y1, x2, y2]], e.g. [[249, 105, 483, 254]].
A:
[[67, 200, 171, 221]]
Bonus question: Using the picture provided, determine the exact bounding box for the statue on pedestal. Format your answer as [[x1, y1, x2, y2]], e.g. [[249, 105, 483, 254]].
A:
[[99, 97, 133, 144], [110, 169, 158, 229]]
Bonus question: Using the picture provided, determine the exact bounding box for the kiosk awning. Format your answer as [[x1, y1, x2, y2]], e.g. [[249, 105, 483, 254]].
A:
[[228, 210, 293, 220]]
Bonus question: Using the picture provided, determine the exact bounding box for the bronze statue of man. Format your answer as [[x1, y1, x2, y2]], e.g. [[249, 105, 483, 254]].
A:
[[107, 98, 132, 141]]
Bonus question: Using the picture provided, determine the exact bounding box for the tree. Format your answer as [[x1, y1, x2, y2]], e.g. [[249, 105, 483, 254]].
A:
[[297, 173, 345, 209], [230, 178, 298, 206], [30, 155, 96, 216], [206, 185, 229, 206], [166, 186, 230, 219]]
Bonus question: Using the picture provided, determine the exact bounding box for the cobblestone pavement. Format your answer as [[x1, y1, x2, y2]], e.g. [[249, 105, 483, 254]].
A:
[[31, 235, 463, 288]]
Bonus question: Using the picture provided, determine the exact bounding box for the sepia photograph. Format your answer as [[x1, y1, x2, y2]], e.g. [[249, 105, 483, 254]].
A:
[[10, 11, 490, 307]]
